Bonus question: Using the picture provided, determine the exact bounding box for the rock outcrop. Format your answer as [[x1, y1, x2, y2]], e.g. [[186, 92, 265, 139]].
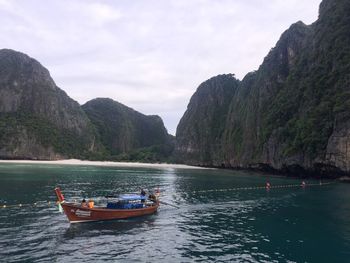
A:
[[82, 98, 174, 161], [176, 74, 239, 165], [0, 49, 174, 162], [0, 49, 99, 159], [176, 0, 350, 177]]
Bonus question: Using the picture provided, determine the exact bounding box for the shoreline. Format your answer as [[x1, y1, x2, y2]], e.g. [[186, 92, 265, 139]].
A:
[[0, 159, 210, 170], [1, 159, 346, 180]]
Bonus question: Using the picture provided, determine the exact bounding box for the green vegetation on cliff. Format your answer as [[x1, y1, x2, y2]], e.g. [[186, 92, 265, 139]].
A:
[[83, 98, 174, 162], [0, 50, 173, 162], [0, 49, 99, 160], [261, 0, 350, 161], [176, 0, 350, 175], [0, 112, 96, 159], [176, 74, 240, 165]]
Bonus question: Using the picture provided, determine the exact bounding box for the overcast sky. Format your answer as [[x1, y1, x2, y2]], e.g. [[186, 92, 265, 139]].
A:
[[0, 0, 321, 134]]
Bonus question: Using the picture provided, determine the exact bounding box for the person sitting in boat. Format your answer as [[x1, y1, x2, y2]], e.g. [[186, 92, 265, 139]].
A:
[[155, 188, 160, 198], [81, 199, 88, 208], [88, 199, 94, 208], [148, 193, 156, 202], [140, 189, 146, 203]]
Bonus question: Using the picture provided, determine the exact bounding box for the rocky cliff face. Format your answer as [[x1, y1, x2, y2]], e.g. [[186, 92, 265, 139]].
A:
[[0, 49, 98, 159], [82, 98, 174, 161], [176, 74, 239, 165], [176, 0, 350, 177], [0, 49, 174, 161]]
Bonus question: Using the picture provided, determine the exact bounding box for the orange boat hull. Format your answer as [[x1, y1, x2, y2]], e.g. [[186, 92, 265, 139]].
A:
[[60, 202, 159, 223]]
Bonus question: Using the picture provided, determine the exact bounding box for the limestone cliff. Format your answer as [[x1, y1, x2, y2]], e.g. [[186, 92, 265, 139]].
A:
[[0, 49, 173, 162], [82, 98, 174, 161], [0, 49, 98, 159], [176, 0, 350, 177], [176, 74, 239, 165]]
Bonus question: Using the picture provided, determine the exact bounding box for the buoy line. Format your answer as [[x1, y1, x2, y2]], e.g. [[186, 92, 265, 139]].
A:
[[0, 182, 333, 209], [1, 200, 55, 209], [191, 182, 333, 194]]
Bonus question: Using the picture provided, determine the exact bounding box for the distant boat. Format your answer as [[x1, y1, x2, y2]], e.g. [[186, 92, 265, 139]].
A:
[[54, 188, 159, 224]]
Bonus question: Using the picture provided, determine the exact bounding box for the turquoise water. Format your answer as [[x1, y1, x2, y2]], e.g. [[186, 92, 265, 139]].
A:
[[0, 163, 350, 262]]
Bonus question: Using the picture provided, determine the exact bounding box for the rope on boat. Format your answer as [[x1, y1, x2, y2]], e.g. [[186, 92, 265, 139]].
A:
[[0, 182, 334, 209]]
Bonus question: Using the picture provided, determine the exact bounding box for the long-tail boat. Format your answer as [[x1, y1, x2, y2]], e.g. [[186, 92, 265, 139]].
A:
[[55, 188, 159, 224]]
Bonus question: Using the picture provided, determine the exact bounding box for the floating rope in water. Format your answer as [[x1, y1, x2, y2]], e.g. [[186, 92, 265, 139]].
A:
[[0, 201, 55, 209], [191, 182, 333, 194], [0, 182, 333, 209]]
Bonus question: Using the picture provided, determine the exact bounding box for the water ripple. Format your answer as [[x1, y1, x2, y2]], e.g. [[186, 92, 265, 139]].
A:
[[0, 164, 349, 262]]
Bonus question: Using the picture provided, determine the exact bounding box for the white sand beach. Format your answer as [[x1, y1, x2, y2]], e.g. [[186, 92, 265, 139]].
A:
[[0, 159, 210, 169]]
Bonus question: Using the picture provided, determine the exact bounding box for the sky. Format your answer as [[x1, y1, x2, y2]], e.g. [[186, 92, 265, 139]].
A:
[[0, 0, 321, 135]]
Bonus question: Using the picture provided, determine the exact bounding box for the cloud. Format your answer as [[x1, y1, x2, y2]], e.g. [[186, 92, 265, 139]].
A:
[[0, 0, 321, 134], [84, 2, 122, 25]]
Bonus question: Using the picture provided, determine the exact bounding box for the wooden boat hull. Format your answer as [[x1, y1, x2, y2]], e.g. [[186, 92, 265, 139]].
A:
[[60, 202, 159, 223]]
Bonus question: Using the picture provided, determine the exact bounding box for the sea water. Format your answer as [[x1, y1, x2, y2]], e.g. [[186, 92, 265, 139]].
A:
[[0, 163, 349, 262]]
